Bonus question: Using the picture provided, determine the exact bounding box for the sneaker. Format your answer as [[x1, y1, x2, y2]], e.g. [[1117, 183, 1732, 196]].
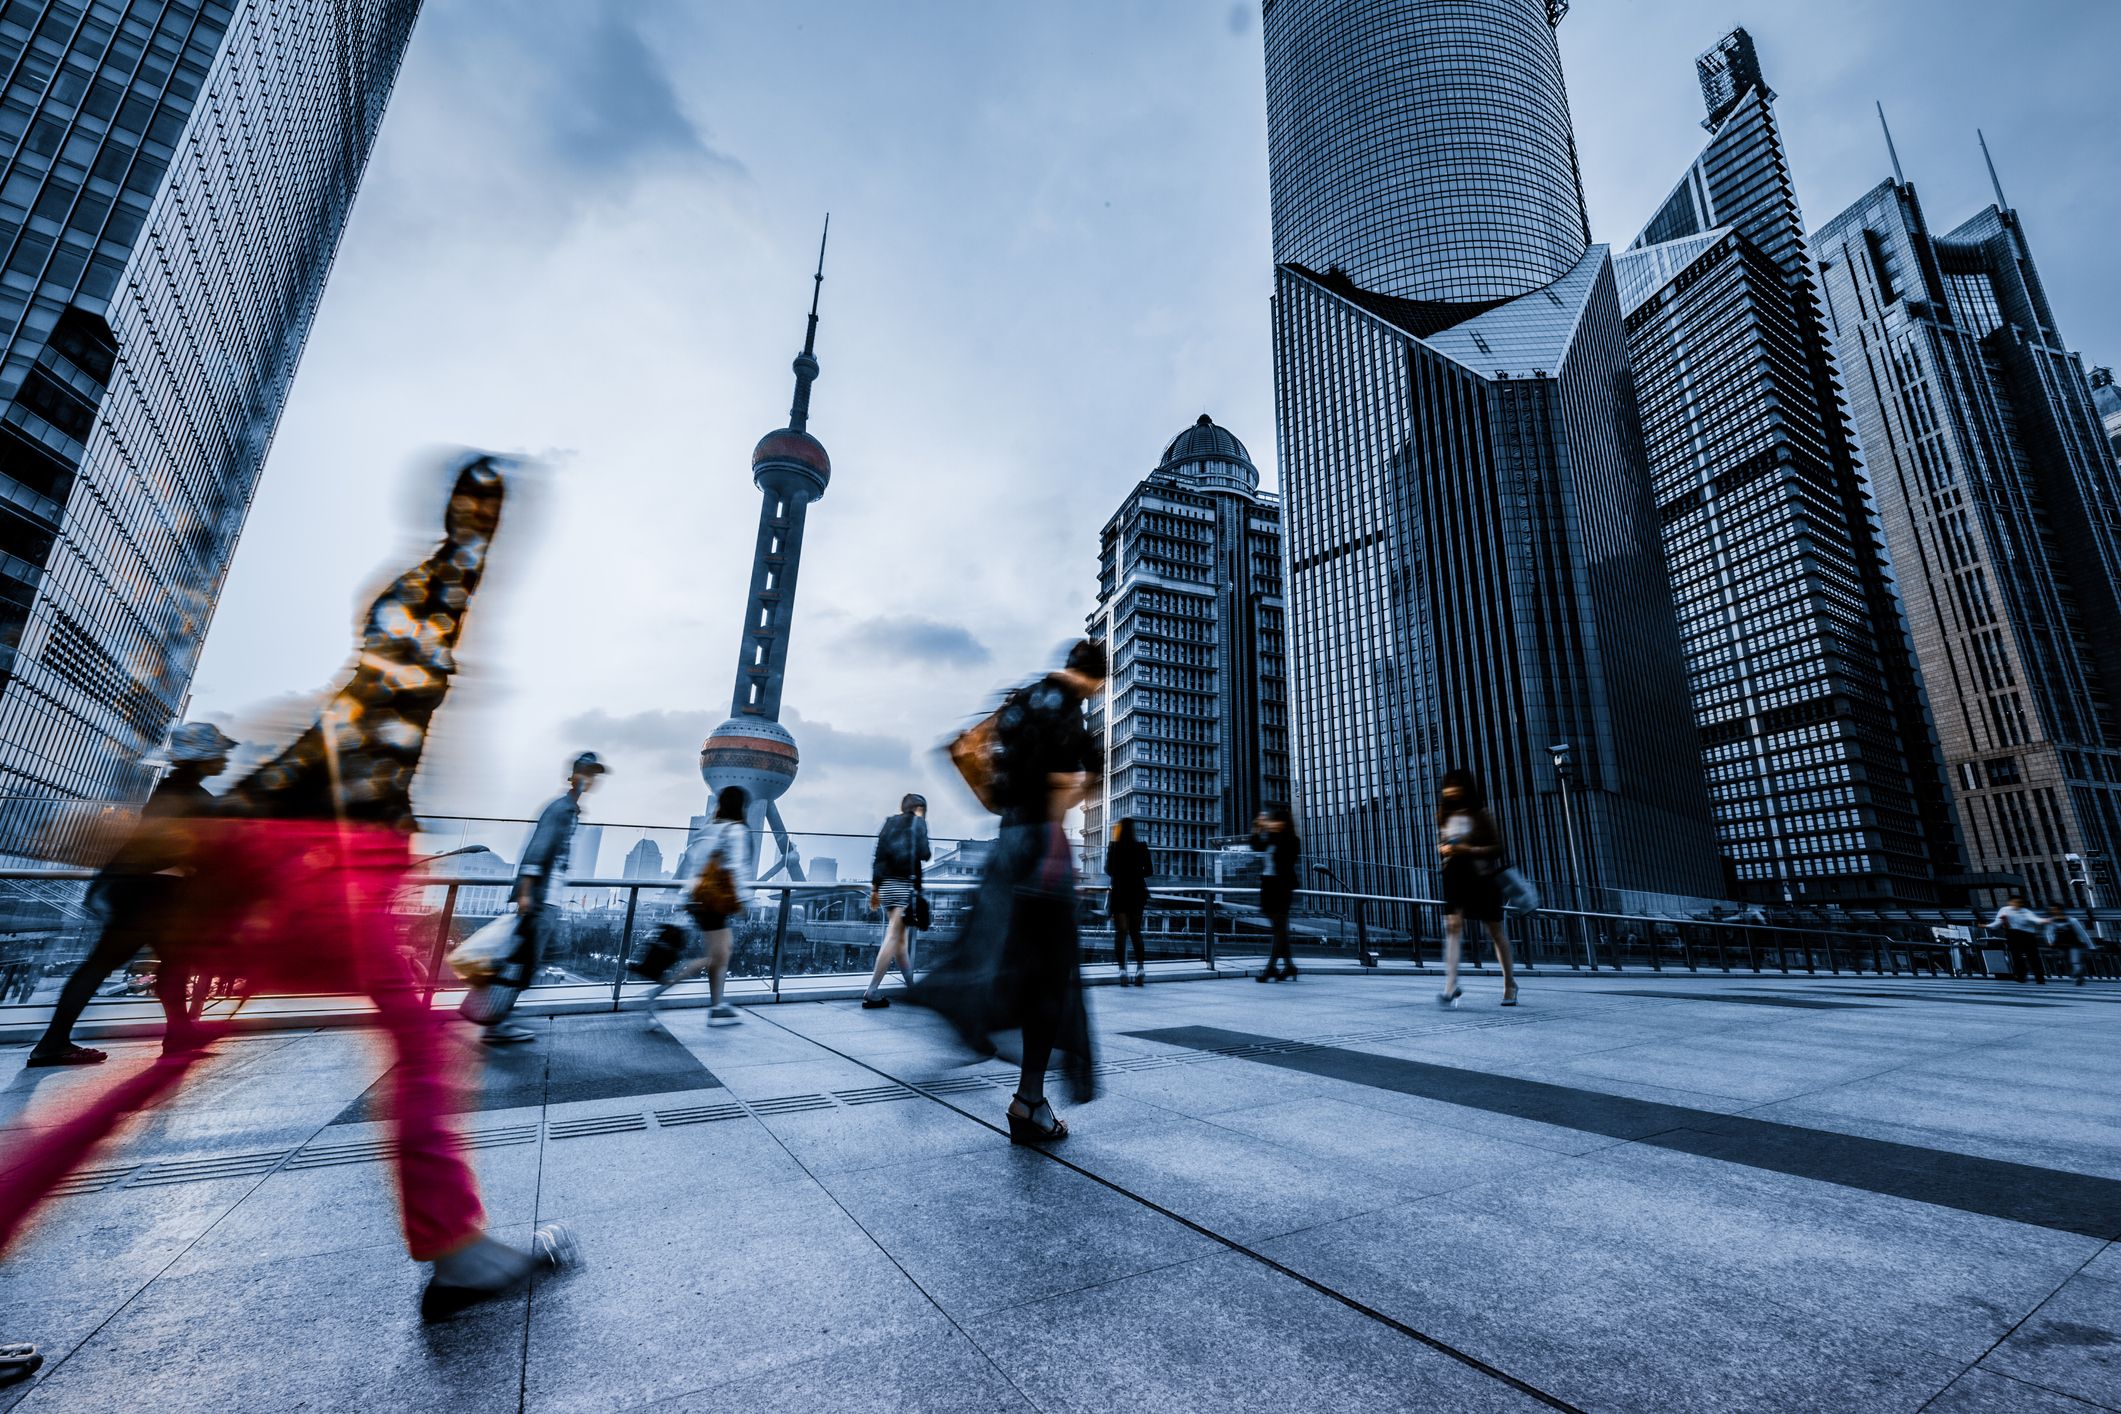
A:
[[709, 1004, 741, 1024], [861, 994, 890, 1010], [420, 1224, 576, 1323], [1436, 987, 1462, 1009], [481, 1021, 535, 1046]]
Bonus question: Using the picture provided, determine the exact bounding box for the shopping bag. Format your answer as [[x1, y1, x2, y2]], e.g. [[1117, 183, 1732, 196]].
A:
[[448, 913, 521, 982], [629, 923, 687, 982], [1499, 867, 1542, 916]]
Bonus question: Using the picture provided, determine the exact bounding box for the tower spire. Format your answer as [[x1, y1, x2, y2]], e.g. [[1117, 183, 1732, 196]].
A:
[[789, 214, 828, 433], [1876, 102, 1905, 186], [1978, 129, 2009, 211]]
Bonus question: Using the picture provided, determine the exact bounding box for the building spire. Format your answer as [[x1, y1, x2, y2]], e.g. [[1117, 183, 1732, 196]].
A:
[[1876, 102, 1905, 186], [1978, 129, 2009, 211], [789, 214, 829, 434]]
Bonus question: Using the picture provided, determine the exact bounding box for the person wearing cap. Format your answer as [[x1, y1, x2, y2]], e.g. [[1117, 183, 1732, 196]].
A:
[[466, 751, 608, 1045], [862, 793, 931, 1008], [24, 721, 236, 1067]]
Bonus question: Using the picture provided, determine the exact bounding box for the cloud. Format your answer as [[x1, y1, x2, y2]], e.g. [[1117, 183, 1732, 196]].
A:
[[558, 704, 912, 781], [835, 614, 991, 669], [1226, 4, 1252, 36], [559, 706, 714, 768], [781, 707, 914, 776], [376, 2, 743, 243]]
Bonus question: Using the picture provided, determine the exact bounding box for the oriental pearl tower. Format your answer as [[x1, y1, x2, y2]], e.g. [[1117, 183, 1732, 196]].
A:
[[695, 219, 833, 882]]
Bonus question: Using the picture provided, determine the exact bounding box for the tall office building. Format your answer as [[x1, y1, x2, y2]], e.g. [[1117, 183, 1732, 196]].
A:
[[1084, 415, 1287, 875], [2092, 367, 2121, 466], [1614, 29, 1959, 905], [0, 0, 421, 858], [1815, 133, 2121, 908], [1265, 0, 1721, 908]]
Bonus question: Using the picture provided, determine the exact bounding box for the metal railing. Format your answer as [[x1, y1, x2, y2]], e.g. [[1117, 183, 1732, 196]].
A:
[[0, 868, 2108, 1034]]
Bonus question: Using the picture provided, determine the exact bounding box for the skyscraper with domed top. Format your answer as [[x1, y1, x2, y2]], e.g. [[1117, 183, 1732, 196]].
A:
[[694, 221, 833, 882], [1085, 415, 1288, 875]]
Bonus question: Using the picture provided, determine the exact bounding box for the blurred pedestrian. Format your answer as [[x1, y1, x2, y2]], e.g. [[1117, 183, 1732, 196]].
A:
[[2047, 906, 2095, 986], [1989, 893, 2047, 984], [0, 454, 574, 1321], [1105, 817, 1150, 986], [1436, 768, 1519, 1008], [862, 793, 930, 1009], [24, 721, 235, 1067], [685, 786, 750, 1025], [921, 639, 1105, 1144], [464, 752, 607, 1045], [1251, 806, 1301, 983]]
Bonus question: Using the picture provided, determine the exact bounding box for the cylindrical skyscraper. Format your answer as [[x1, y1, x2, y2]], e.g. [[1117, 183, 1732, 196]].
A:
[[1263, 0, 1590, 306]]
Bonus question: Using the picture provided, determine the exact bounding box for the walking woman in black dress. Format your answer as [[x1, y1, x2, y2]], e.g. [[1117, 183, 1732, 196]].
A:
[[1436, 769, 1519, 1007], [1105, 818, 1151, 985], [1252, 806, 1301, 981]]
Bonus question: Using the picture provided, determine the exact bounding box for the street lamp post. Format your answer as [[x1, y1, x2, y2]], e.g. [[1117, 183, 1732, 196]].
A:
[[1551, 743, 1594, 970], [2065, 852, 2102, 938]]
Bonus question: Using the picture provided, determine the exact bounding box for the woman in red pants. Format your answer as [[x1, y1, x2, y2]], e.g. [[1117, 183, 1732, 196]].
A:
[[0, 454, 571, 1320]]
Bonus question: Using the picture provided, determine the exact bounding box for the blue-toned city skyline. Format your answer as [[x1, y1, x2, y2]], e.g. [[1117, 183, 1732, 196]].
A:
[[179, 0, 2121, 844]]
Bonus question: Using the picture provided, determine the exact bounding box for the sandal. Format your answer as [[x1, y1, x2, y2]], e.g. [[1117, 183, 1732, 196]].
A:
[[1006, 1093, 1067, 1145], [25, 1045, 106, 1068]]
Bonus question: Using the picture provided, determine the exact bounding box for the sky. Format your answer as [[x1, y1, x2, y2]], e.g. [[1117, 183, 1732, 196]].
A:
[[181, 0, 2121, 862]]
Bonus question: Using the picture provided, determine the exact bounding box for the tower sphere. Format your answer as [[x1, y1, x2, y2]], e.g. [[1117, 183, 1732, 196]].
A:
[[751, 428, 831, 500], [699, 715, 800, 805]]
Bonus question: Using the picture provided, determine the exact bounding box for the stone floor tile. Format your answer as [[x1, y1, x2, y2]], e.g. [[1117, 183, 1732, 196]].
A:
[[962, 1249, 1546, 1413], [814, 1144, 1217, 1318], [1979, 1273, 2121, 1408]]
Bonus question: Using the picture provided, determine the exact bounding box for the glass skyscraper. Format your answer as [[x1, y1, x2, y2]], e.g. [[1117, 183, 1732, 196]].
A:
[[1615, 29, 1960, 905], [2092, 366, 2121, 466], [1084, 415, 1288, 876], [0, 0, 419, 858], [1816, 144, 2121, 909], [1265, 0, 1722, 910]]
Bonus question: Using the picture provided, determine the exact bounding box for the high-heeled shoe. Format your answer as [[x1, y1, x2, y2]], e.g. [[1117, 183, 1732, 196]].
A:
[[1436, 986, 1462, 1008], [1006, 1093, 1067, 1145], [1501, 984, 1519, 1007]]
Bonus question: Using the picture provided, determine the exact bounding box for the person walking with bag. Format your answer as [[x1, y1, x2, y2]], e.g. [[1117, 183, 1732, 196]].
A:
[[685, 785, 750, 1025], [0, 454, 574, 1321], [466, 752, 608, 1045], [862, 793, 931, 1009], [920, 639, 1106, 1144], [1105, 817, 1151, 986], [2050, 907, 2098, 985], [1251, 806, 1301, 982], [1436, 768, 1520, 1008], [25, 722, 236, 1068], [1989, 893, 2047, 984]]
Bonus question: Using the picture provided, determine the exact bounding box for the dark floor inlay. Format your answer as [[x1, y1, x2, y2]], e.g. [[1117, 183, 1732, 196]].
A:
[[1128, 1025, 2121, 1239], [1593, 990, 1879, 1010], [332, 1014, 721, 1125]]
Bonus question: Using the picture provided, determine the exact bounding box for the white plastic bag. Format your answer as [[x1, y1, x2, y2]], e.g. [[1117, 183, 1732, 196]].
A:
[[448, 913, 521, 982]]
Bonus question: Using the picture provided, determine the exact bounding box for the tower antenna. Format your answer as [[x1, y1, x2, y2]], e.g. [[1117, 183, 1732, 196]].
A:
[[1876, 102, 1905, 186], [802, 213, 829, 357], [1978, 130, 2009, 210]]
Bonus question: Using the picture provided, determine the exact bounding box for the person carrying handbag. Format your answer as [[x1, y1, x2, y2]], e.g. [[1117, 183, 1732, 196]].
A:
[[465, 752, 608, 1045], [1435, 767, 1521, 1008], [682, 786, 751, 1025], [863, 794, 931, 1008]]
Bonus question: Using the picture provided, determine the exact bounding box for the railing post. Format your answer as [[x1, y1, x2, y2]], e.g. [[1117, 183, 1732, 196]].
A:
[[1745, 927, 1760, 972], [1355, 896, 1376, 968], [610, 883, 640, 1012], [771, 887, 792, 1002], [1203, 891, 1218, 969], [422, 884, 459, 1006]]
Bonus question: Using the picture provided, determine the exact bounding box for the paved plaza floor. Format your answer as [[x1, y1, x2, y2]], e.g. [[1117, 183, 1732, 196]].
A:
[[0, 968, 2114, 1412]]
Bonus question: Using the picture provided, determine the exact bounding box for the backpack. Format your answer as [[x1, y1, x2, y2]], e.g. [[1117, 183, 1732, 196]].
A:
[[947, 682, 1037, 815], [877, 815, 918, 877]]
